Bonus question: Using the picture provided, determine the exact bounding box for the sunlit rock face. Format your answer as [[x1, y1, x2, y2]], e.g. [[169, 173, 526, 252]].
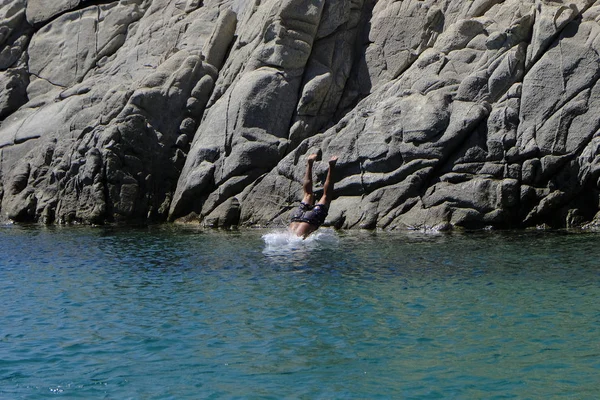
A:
[[2, 0, 600, 230]]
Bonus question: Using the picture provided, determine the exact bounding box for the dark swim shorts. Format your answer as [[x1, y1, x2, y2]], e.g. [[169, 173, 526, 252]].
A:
[[290, 202, 329, 227]]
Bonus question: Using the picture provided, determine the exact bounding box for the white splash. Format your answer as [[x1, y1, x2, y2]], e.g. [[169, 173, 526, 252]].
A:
[[262, 228, 338, 255]]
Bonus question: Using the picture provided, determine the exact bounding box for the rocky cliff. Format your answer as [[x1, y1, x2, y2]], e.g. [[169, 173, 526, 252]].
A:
[[2, 0, 600, 230]]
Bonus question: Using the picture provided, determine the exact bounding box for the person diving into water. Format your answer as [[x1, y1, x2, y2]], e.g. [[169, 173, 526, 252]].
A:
[[289, 153, 338, 238]]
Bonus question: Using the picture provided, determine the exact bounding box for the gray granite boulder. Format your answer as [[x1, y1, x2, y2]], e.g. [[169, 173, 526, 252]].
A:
[[3, 0, 600, 231], [169, 0, 328, 221], [240, 0, 600, 231], [0, 0, 234, 223]]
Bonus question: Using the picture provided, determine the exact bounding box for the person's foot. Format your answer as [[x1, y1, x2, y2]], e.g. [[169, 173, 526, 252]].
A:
[[329, 156, 338, 167], [307, 153, 318, 164]]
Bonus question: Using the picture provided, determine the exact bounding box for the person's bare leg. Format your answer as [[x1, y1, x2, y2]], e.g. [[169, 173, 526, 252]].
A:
[[302, 154, 318, 205], [290, 154, 318, 237], [317, 156, 338, 206]]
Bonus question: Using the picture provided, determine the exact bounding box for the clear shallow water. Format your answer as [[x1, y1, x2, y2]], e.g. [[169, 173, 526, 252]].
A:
[[1, 225, 600, 399]]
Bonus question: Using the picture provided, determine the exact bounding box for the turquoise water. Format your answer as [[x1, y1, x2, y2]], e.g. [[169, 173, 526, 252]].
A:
[[1, 225, 599, 399]]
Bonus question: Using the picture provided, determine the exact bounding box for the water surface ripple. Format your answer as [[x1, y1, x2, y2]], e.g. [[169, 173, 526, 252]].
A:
[[1, 226, 599, 398]]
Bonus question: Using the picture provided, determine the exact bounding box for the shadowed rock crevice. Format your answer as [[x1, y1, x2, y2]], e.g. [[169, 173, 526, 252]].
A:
[[0, 1, 34, 120], [26, 0, 116, 27]]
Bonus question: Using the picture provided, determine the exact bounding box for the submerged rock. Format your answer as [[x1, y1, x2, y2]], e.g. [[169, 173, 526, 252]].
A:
[[2, 0, 600, 231]]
